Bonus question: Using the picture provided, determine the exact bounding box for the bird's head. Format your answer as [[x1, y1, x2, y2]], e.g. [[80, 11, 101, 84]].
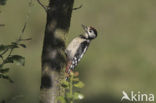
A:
[[82, 24, 97, 40]]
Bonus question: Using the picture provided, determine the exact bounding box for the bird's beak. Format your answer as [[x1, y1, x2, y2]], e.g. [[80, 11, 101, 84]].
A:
[[81, 24, 88, 33]]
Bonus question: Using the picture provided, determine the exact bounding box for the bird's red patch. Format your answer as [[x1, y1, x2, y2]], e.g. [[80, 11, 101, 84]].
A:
[[66, 61, 72, 73]]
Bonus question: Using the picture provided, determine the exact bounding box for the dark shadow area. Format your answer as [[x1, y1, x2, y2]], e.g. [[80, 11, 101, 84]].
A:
[[40, 74, 52, 89]]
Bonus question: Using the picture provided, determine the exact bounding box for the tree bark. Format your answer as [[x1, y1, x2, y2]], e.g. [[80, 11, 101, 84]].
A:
[[40, 0, 74, 103]]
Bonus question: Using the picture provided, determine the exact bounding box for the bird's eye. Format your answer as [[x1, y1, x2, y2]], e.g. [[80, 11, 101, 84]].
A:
[[89, 30, 93, 33]]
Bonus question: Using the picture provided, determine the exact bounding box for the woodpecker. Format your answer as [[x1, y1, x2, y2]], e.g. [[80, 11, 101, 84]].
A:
[[65, 24, 98, 74]]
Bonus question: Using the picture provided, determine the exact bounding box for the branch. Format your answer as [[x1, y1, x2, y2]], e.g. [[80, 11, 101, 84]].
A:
[[0, 49, 8, 56], [40, 0, 74, 103], [73, 5, 83, 10], [19, 38, 32, 41], [0, 22, 29, 66], [37, 0, 47, 12]]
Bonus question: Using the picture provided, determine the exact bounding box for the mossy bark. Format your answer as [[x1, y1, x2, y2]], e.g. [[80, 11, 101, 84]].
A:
[[40, 0, 74, 103]]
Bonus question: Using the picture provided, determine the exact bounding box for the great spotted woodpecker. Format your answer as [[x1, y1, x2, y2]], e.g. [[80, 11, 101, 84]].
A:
[[65, 24, 98, 74]]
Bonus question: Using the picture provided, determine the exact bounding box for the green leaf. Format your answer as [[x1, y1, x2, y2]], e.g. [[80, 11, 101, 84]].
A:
[[11, 42, 17, 45], [6, 55, 25, 66], [0, 44, 8, 52], [9, 42, 19, 48], [73, 78, 79, 82], [0, 44, 18, 52], [0, 68, 9, 73], [57, 96, 66, 103], [61, 80, 69, 88], [73, 92, 84, 100], [19, 44, 26, 48], [74, 81, 85, 88], [66, 93, 72, 99], [0, 73, 14, 83]]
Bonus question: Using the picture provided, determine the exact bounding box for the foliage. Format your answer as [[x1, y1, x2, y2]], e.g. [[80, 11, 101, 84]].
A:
[[0, 23, 31, 83], [0, 0, 33, 83], [59, 72, 85, 103]]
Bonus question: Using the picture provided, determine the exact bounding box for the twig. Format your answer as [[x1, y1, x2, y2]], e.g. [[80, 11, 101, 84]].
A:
[[7, 48, 13, 59], [1, 47, 13, 65], [73, 5, 83, 11], [37, 0, 47, 11], [0, 0, 33, 65], [0, 55, 4, 61], [4, 22, 28, 62], [19, 38, 32, 41], [0, 49, 8, 56], [69, 72, 74, 103], [18, 22, 27, 41], [18, 0, 33, 42], [21, 22, 27, 34]]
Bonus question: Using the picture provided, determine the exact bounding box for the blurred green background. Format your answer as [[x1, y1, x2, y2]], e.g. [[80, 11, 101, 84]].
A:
[[0, 0, 156, 103]]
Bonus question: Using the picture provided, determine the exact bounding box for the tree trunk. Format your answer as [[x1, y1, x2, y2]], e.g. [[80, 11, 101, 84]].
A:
[[40, 0, 74, 103]]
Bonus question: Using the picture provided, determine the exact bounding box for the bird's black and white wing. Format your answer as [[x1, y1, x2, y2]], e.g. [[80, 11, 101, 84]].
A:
[[71, 41, 90, 68], [67, 40, 90, 73]]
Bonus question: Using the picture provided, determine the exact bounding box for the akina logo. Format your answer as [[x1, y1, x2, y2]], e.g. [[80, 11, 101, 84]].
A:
[[121, 91, 154, 102]]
